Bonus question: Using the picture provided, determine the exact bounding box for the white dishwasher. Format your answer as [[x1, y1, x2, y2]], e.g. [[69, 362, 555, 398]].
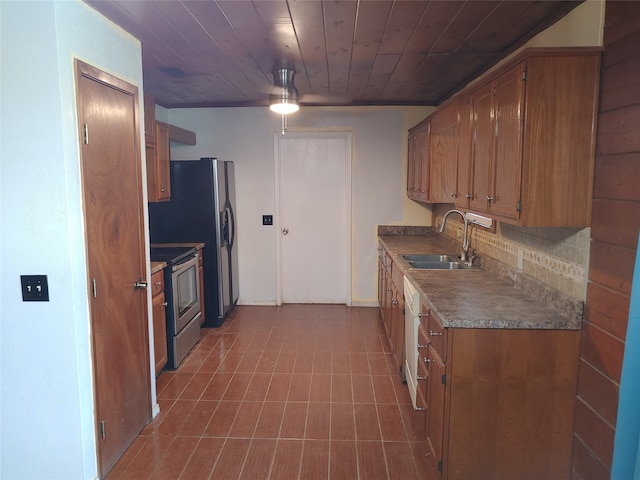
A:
[[403, 276, 421, 410]]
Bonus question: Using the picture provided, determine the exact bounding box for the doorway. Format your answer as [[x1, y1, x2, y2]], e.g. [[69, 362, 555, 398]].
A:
[[275, 132, 352, 305], [75, 60, 151, 477]]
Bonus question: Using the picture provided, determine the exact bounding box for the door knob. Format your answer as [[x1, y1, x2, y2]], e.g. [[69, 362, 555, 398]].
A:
[[282, 227, 289, 236]]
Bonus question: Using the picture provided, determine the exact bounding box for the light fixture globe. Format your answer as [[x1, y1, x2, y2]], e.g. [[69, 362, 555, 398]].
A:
[[270, 68, 299, 114]]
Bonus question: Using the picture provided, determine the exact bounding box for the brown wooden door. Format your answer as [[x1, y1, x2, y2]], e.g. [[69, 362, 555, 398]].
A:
[[426, 346, 446, 476], [429, 103, 459, 203], [455, 96, 473, 209], [469, 84, 493, 213], [75, 60, 151, 477], [490, 63, 525, 220]]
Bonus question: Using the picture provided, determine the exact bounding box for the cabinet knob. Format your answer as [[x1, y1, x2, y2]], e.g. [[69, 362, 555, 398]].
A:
[[161, 188, 166, 192], [450, 192, 456, 198], [466, 194, 472, 199]]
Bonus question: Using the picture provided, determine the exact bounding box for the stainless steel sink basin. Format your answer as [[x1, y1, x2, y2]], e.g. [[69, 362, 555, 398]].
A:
[[407, 260, 480, 270], [401, 253, 480, 270], [402, 254, 459, 263]]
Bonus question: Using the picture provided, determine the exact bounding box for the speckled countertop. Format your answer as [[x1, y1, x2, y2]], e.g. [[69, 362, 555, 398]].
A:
[[150, 261, 166, 274], [378, 226, 582, 330]]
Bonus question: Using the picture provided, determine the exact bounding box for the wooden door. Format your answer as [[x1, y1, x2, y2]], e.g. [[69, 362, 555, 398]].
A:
[[277, 132, 351, 304], [427, 346, 446, 476], [429, 103, 459, 203], [407, 130, 417, 197], [455, 96, 473, 209], [491, 63, 525, 220], [469, 84, 494, 213], [75, 61, 151, 477]]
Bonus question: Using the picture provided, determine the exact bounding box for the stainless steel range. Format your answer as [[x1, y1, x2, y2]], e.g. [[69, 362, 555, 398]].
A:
[[150, 245, 201, 369]]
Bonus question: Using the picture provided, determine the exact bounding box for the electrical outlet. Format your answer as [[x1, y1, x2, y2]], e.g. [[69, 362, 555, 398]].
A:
[[262, 215, 273, 226], [21, 275, 49, 302]]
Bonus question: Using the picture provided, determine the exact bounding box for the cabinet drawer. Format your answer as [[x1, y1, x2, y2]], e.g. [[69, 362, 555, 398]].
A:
[[151, 270, 164, 297], [428, 312, 447, 360]]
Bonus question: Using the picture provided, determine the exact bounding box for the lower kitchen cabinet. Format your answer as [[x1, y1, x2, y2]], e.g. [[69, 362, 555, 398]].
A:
[[377, 244, 404, 374], [423, 323, 580, 480], [151, 269, 167, 376]]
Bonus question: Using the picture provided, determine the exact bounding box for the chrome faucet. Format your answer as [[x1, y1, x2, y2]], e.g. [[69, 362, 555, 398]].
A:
[[439, 209, 470, 264]]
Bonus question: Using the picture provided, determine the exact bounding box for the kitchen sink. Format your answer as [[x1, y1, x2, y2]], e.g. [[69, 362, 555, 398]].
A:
[[401, 253, 480, 270], [401, 254, 459, 263], [407, 260, 480, 270]]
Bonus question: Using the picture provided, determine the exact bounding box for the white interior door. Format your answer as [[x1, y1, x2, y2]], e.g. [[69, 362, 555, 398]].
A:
[[276, 132, 351, 304]]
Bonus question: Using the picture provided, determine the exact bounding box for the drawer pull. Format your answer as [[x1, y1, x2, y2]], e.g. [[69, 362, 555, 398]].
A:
[[417, 344, 430, 349], [154, 281, 162, 286], [414, 406, 426, 411], [429, 330, 442, 337], [418, 312, 429, 318], [416, 375, 428, 381], [423, 357, 432, 364]]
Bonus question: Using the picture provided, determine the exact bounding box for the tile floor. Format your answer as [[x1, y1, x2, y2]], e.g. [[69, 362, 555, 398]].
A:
[[107, 304, 435, 480]]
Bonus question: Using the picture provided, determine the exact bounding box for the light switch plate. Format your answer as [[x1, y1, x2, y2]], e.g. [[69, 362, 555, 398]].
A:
[[21, 275, 49, 302]]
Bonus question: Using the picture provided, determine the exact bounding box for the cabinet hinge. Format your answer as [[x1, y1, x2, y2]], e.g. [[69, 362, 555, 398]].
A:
[[522, 69, 527, 82], [99, 420, 106, 439], [438, 460, 443, 472], [516, 200, 522, 212], [442, 373, 447, 385], [84, 124, 89, 144]]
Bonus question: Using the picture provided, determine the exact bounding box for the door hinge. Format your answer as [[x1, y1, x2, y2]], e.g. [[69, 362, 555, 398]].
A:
[[438, 460, 443, 472], [84, 124, 89, 144], [99, 420, 106, 439], [522, 69, 527, 82], [516, 200, 522, 212], [442, 373, 447, 385]]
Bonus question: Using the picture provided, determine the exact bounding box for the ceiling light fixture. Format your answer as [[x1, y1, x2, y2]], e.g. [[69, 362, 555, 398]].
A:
[[269, 68, 299, 114]]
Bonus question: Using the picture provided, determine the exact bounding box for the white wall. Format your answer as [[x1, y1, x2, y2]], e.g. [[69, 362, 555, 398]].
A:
[[0, 1, 146, 478], [168, 107, 432, 306]]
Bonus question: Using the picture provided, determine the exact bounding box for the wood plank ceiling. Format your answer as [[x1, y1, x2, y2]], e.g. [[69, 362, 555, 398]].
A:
[[85, 0, 583, 109]]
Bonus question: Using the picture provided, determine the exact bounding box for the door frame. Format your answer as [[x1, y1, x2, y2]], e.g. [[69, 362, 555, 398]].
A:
[[273, 131, 353, 306]]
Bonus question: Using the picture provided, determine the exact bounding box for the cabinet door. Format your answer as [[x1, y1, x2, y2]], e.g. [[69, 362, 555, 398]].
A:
[[155, 121, 171, 201], [144, 93, 155, 147], [426, 346, 446, 476], [469, 84, 493, 213], [417, 124, 430, 202], [152, 292, 167, 376], [490, 63, 525, 220], [455, 96, 473, 209], [429, 103, 459, 203], [407, 125, 429, 202]]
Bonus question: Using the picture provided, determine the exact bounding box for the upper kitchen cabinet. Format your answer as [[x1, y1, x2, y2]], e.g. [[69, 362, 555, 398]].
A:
[[143, 95, 197, 203], [428, 101, 459, 203], [144, 93, 156, 147], [407, 120, 429, 203], [456, 48, 601, 227], [146, 120, 171, 202]]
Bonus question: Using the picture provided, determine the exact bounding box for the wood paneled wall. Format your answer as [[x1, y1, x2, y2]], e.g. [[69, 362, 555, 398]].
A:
[[572, 2, 640, 479]]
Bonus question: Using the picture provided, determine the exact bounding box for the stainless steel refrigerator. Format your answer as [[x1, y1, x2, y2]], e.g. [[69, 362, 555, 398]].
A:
[[148, 158, 239, 327]]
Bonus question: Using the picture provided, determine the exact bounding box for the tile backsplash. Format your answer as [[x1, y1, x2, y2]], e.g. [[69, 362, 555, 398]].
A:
[[434, 205, 590, 301]]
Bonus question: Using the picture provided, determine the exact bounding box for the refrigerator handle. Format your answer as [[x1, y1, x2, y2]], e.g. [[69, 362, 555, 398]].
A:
[[228, 204, 236, 247]]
